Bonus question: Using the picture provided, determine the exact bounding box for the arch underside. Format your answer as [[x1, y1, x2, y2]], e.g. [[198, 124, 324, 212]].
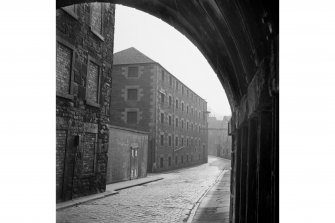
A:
[[57, 0, 278, 113]]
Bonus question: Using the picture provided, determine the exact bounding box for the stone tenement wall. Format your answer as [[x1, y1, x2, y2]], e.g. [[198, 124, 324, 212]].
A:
[[56, 3, 115, 202], [154, 64, 208, 172]]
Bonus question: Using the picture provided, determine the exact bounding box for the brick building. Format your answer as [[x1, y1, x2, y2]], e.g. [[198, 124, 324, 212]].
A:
[[208, 116, 232, 159], [56, 3, 115, 202], [110, 47, 208, 172]]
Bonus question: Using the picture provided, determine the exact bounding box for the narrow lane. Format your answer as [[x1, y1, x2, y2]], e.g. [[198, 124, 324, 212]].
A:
[[57, 156, 231, 223]]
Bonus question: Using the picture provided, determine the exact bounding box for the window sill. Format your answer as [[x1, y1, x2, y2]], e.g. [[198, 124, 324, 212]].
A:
[[56, 92, 74, 100], [62, 8, 79, 20], [90, 28, 105, 41], [86, 100, 100, 108]]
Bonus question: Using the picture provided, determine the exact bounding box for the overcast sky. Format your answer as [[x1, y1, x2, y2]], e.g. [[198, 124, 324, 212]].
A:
[[113, 5, 231, 118]]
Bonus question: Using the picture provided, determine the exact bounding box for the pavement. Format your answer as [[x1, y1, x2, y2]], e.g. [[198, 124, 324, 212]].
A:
[[56, 175, 164, 211], [188, 170, 231, 223], [57, 156, 231, 223]]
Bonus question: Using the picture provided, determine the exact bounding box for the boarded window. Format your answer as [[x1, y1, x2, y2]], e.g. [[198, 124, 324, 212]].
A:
[[128, 67, 139, 78], [82, 133, 96, 174], [91, 3, 102, 34], [127, 111, 137, 124], [127, 89, 138, 100], [87, 61, 99, 103], [56, 42, 72, 95]]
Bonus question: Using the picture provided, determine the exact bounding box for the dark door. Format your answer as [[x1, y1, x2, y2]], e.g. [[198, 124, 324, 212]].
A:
[[56, 130, 76, 202]]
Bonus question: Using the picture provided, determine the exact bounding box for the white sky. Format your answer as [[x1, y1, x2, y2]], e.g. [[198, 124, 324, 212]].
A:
[[113, 5, 231, 118]]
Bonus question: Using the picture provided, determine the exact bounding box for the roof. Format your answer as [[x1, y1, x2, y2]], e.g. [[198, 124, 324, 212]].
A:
[[113, 47, 156, 65]]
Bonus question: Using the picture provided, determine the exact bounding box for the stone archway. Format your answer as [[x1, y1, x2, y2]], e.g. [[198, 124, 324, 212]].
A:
[[56, 1, 279, 222]]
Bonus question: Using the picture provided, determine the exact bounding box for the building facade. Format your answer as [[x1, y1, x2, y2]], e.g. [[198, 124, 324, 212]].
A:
[[208, 116, 232, 159], [110, 47, 208, 172], [56, 3, 115, 202]]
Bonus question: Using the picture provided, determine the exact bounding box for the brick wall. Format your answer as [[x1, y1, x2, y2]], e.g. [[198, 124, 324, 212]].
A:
[[56, 3, 115, 202]]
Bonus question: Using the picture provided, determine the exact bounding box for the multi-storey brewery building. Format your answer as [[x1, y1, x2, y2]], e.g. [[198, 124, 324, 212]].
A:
[[110, 47, 208, 172]]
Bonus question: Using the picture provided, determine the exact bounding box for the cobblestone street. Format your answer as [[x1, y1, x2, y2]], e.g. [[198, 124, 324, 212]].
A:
[[57, 156, 231, 223]]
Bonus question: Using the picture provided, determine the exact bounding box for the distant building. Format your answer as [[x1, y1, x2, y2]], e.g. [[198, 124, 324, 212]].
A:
[[110, 47, 208, 172], [208, 116, 231, 159], [56, 3, 115, 202]]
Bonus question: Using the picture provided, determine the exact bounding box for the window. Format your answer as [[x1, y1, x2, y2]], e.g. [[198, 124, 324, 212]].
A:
[[128, 66, 139, 78], [127, 88, 138, 100], [181, 137, 184, 146], [181, 156, 184, 164], [169, 115, 172, 126], [169, 135, 172, 146], [176, 99, 179, 109], [168, 157, 171, 166], [176, 81, 178, 91], [160, 92, 165, 105], [175, 156, 178, 165], [186, 105, 189, 114], [169, 76, 172, 86], [187, 155, 189, 162], [90, 3, 103, 38], [160, 134, 164, 146], [181, 120, 184, 129], [169, 95, 172, 107], [127, 111, 137, 124], [181, 102, 184, 112], [187, 121, 189, 130], [175, 118, 179, 128], [182, 86, 184, 95], [187, 138, 189, 146], [175, 136, 178, 146], [160, 157, 164, 168], [161, 113, 164, 124], [56, 42, 73, 96], [86, 60, 100, 104]]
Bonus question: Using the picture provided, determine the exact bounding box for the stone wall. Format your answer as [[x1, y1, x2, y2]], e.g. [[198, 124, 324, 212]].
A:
[[56, 3, 115, 202], [106, 125, 148, 184]]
